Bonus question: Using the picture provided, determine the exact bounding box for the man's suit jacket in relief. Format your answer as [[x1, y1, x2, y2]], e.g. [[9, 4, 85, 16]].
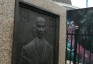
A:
[[19, 37, 53, 64]]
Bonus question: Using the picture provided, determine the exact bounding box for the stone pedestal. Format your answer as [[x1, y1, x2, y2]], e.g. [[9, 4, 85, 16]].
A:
[[0, 0, 66, 64]]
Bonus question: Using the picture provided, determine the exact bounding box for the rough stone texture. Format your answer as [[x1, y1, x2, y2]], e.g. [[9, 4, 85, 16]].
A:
[[0, 0, 66, 64], [52, 0, 72, 4], [0, 0, 15, 64]]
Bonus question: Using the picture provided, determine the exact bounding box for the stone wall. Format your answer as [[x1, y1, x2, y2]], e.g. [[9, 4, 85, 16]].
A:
[[0, 0, 15, 64], [52, 0, 72, 4], [0, 0, 66, 64]]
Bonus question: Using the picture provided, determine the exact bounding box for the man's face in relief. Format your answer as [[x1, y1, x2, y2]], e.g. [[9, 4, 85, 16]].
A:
[[36, 17, 46, 38]]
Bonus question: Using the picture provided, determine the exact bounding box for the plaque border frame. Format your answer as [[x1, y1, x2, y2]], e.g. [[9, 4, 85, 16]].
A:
[[12, 0, 60, 64]]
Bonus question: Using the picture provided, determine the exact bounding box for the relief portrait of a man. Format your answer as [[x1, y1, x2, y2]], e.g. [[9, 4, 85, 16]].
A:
[[18, 17, 53, 64]]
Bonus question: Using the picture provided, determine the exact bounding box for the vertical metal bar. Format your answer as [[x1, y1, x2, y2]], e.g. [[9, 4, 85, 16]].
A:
[[83, 31, 86, 64], [73, 26, 78, 64], [65, 30, 68, 64], [89, 37, 91, 64], [89, 28, 92, 64], [70, 31, 73, 64], [78, 30, 81, 63]]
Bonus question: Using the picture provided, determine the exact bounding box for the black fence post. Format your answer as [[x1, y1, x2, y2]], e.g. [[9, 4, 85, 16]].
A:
[[70, 31, 73, 64], [78, 29, 80, 63], [65, 30, 68, 64], [73, 26, 79, 64]]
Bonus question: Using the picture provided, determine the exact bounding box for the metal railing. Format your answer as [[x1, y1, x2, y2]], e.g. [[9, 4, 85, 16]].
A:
[[65, 26, 93, 64]]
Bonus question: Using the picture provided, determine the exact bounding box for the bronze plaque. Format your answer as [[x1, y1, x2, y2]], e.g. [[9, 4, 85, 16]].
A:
[[12, 1, 59, 64]]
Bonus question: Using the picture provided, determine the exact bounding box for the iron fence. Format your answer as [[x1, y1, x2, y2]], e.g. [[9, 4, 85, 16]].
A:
[[65, 27, 93, 64]]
